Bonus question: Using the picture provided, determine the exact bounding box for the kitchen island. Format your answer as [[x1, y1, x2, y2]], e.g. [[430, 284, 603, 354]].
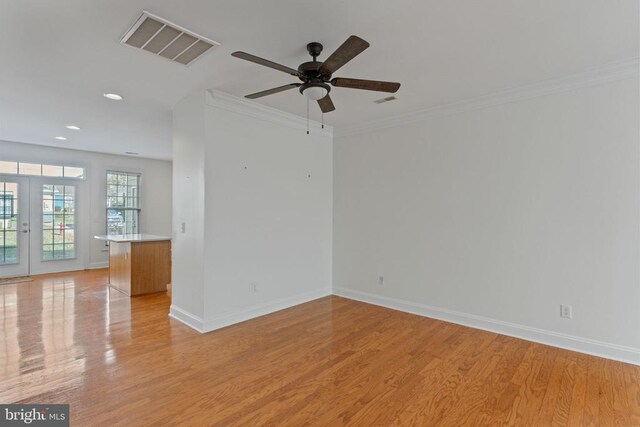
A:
[[94, 234, 171, 296]]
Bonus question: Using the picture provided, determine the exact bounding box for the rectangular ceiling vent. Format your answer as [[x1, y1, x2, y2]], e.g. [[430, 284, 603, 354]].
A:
[[121, 11, 220, 66], [374, 96, 398, 104]]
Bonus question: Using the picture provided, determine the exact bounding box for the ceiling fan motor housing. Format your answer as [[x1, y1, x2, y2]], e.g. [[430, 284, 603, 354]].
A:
[[298, 62, 331, 79], [298, 42, 331, 82]]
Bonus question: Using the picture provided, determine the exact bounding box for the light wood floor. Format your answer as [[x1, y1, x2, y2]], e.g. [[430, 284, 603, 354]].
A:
[[1, 270, 638, 426]]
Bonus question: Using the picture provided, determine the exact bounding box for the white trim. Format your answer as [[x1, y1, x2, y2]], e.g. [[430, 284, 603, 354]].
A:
[[88, 261, 108, 269], [169, 304, 206, 333], [332, 287, 640, 366], [170, 287, 332, 333], [334, 58, 640, 139], [206, 90, 334, 137], [200, 287, 332, 332], [170, 286, 639, 365]]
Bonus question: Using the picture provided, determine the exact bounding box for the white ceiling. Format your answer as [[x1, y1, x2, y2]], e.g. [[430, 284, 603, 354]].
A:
[[0, 0, 637, 160]]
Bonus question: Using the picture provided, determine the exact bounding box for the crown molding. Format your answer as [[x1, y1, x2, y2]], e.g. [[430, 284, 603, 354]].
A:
[[334, 58, 639, 139], [206, 89, 333, 137]]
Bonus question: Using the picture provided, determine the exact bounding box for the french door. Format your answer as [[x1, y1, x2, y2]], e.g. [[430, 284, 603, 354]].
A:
[[0, 176, 84, 277], [0, 176, 29, 276]]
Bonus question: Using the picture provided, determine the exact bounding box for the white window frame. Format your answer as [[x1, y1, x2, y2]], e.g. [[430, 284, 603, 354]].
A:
[[106, 171, 141, 236]]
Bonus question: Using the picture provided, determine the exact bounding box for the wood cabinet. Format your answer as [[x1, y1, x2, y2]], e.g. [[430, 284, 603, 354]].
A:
[[108, 240, 171, 296]]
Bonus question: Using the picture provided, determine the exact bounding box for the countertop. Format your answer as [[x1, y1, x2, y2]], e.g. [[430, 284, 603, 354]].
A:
[[94, 234, 172, 243]]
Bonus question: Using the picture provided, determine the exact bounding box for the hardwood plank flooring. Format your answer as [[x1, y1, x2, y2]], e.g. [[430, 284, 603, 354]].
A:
[[0, 269, 638, 426]]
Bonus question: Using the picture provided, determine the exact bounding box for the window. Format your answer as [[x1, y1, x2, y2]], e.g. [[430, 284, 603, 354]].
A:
[[0, 160, 85, 179], [42, 184, 76, 260], [19, 162, 42, 176], [42, 164, 63, 177], [106, 171, 140, 235], [63, 167, 84, 178], [0, 161, 18, 175], [0, 181, 18, 264]]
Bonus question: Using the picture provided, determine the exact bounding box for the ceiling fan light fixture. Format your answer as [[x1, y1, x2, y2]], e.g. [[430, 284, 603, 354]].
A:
[[303, 86, 327, 101], [301, 83, 330, 101]]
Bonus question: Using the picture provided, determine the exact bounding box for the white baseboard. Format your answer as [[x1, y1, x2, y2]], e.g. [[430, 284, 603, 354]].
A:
[[169, 305, 206, 333], [169, 287, 332, 333], [201, 287, 332, 332], [169, 285, 639, 366], [88, 261, 108, 269], [333, 287, 640, 366]]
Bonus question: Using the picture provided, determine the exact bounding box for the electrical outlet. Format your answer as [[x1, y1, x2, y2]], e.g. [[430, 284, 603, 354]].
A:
[[250, 283, 258, 294], [378, 276, 384, 286], [180, 222, 186, 233], [560, 304, 572, 319]]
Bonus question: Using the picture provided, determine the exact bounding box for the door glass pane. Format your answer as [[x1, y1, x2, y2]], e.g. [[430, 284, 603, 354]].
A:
[[0, 181, 19, 265], [42, 184, 75, 261]]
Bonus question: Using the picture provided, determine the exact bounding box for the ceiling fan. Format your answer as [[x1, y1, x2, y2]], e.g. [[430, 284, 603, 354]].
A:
[[231, 35, 400, 113]]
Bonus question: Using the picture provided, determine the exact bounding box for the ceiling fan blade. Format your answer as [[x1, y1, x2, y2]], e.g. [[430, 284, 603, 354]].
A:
[[231, 51, 299, 76], [318, 94, 336, 113], [331, 77, 400, 93], [245, 83, 301, 99], [318, 35, 370, 75]]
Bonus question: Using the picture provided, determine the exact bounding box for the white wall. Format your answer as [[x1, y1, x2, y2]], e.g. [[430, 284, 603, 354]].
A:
[[171, 91, 333, 331], [171, 92, 206, 320], [333, 78, 640, 364], [0, 139, 172, 271]]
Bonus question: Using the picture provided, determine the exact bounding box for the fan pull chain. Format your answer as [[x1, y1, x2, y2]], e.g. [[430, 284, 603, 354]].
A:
[[322, 112, 324, 129], [306, 97, 310, 135]]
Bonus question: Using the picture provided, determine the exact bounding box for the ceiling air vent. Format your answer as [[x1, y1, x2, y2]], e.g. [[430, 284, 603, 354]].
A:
[[374, 96, 397, 104], [121, 11, 220, 65]]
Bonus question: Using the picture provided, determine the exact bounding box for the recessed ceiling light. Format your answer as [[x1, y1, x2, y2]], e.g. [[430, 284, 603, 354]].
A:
[[66, 125, 81, 130], [103, 93, 123, 101], [55, 136, 67, 140]]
